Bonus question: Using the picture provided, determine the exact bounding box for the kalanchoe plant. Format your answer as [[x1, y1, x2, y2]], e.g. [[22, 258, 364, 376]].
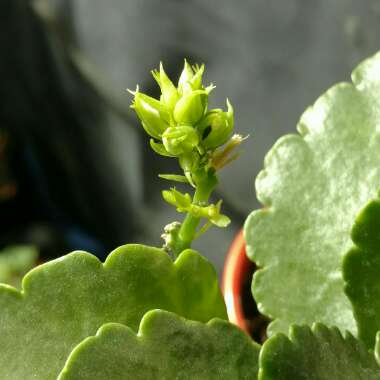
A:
[[2, 56, 380, 379]]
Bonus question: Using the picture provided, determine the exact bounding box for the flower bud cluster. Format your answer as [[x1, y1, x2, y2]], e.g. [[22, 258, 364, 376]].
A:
[[129, 60, 241, 247], [129, 60, 235, 162]]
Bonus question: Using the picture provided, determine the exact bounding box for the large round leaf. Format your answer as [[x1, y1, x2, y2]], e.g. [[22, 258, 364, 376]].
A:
[[58, 310, 260, 380], [245, 51, 380, 335], [0, 244, 226, 380]]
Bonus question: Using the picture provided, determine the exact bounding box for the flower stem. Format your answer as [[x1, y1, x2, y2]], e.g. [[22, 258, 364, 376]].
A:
[[171, 169, 217, 257]]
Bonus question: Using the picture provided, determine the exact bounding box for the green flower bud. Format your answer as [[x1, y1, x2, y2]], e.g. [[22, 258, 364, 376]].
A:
[[129, 88, 169, 139], [178, 60, 195, 95], [199, 99, 234, 150], [152, 62, 179, 112], [178, 61, 208, 95], [162, 126, 199, 156], [173, 90, 208, 125], [189, 64, 205, 91]]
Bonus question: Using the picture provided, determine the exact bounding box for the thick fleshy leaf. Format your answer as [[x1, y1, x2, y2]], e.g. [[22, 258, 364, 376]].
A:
[[0, 244, 226, 380], [260, 324, 380, 380], [343, 195, 380, 348], [245, 51, 380, 335], [58, 310, 260, 380]]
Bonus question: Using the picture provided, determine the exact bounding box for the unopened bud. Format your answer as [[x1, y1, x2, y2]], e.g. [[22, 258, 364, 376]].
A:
[[152, 63, 179, 112], [188, 64, 205, 92], [162, 126, 199, 156], [173, 90, 208, 125], [129, 89, 169, 139], [178, 60, 208, 95], [178, 60, 195, 95], [200, 99, 234, 150]]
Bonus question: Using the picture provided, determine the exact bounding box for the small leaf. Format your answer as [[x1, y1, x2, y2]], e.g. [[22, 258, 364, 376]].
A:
[[211, 214, 231, 228], [162, 189, 177, 206], [158, 174, 189, 183], [162, 188, 192, 210], [343, 195, 380, 348], [58, 310, 260, 380], [208, 200, 230, 227], [260, 324, 380, 380], [0, 245, 226, 380]]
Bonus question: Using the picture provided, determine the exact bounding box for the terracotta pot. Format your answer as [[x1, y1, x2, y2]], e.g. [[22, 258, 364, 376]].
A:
[[222, 229, 269, 341], [221, 229, 252, 334]]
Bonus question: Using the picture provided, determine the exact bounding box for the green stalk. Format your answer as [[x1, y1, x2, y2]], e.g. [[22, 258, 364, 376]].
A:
[[171, 170, 217, 257]]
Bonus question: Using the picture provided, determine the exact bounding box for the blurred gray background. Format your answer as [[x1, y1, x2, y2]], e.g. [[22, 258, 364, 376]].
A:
[[2, 0, 380, 274]]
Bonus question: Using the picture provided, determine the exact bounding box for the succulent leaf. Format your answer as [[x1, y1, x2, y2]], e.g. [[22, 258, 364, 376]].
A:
[[260, 324, 380, 380], [58, 310, 260, 380], [0, 245, 226, 380], [245, 51, 380, 336], [343, 194, 380, 348]]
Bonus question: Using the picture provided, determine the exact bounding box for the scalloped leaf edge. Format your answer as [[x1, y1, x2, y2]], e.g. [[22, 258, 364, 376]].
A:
[[58, 309, 260, 380]]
